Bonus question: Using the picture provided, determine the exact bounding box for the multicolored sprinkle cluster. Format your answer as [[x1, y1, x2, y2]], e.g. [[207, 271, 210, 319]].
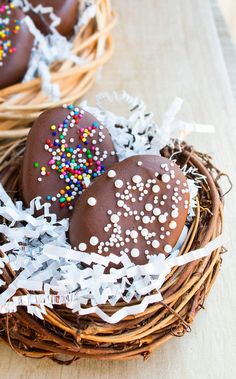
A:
[[0, 3, 20, 66], [34, 104, 115, 210]]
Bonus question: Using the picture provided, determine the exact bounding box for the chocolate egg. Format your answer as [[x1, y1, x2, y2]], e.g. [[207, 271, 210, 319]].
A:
[[69, 155, 190, 267], [27, 0, 79, 37], [21, 105, 117, 219], [0, 3, 34, 89]]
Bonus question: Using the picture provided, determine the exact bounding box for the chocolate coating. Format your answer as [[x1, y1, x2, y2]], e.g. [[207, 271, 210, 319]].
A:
[[27, 0, 79, 37], [69, 155, 190, 267], [0, 6, 34, 89], [21, 105, 117, 219]]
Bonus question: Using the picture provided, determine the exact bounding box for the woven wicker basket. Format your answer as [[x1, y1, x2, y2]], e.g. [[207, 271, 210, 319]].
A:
[[0, 0, 116, 140], [0, 138, 228, 363]]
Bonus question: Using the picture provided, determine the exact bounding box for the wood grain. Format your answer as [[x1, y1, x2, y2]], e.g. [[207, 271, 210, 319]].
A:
[[211, 0, 236, 98], [1, 0, 236, 378], [218, 0, 236, 42]]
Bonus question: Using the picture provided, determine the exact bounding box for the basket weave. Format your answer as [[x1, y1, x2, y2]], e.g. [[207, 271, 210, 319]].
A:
[[0, 0, 116, 140], [0, 139, 227, 363]]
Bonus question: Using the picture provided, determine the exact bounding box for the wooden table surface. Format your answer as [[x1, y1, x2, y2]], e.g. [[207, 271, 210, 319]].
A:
[[1, 1, 236, 378]]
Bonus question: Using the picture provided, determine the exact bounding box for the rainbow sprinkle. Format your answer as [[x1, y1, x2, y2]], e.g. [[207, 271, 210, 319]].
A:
[[34, 104, 115, 211], [0, 3, 20, 66]]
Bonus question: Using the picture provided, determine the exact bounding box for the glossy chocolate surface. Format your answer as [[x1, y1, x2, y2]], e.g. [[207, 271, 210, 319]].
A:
[[0, 5, 34, 89], [69, 155, 190, 266], [21, 105, 117, 219], [27, 0, 79, 37]]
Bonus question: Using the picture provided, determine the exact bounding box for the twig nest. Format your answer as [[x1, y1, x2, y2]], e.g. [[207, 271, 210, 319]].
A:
[[69, 155, 190, 266], [0, 3, 34, 89], [0, 94, 227, 362], [21, 104, 117, 219]]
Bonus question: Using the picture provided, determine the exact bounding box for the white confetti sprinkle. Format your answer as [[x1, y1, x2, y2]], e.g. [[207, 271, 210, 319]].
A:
[[117, 200, 124, 207], [130, 230, 138, 239], [158, 214, 167, 224], [87, 197, 97, 206], [141, 228, 148, 237], [145, 203, 153, 212], [79, 243, 87, 251], [152, 185, 160, 193], [107, 170, 116, 178], [132, 175, 142, 184], [130, 248, 140, 258], [169, 220, 177, 229], [171, 209, 179, 218], [114, 179, 123, 189], [90, 236, 99, 246], [110, 214, 120, 224], [164, 244, 172, 253], [162, 174, 170, 183], [142, 216, 150, 224], [152, 240, 160, 249], [153, 208, 161, 216]]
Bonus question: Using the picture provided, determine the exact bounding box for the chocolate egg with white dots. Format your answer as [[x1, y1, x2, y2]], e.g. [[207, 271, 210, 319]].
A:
[[21, 105, 117, 219], [69, 155, 190, 267]]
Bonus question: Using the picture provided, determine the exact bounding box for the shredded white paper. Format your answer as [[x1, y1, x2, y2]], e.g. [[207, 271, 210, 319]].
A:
[[0, 93, 222, 323], [80, 91, 215, 160]]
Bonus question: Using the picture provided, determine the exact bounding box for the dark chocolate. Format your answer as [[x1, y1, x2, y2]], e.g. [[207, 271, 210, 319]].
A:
[[21, 105, 117, 219], [69, 155, 190, 267], [0, 4, 34, 89], [27, 0, 79, 37]]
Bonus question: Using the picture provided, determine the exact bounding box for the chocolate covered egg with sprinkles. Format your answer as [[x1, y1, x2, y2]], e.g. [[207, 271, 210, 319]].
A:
[[21, 105, 117, 219], [69, 155, 190, 267], [0, 2, 34, 89]]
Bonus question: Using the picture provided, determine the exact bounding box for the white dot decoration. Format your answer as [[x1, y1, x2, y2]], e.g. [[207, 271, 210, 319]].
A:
[[158, 214, 167, 224], [141, 228, 148, 237], [130, 248, 140, 258], [107, 169, 116, 178], [87, 197, 97, 206], [114, 179, 123, 189], [110, 214, 120, 224], [142, 216, 150, 224], [117, 200, 124, 207], [132, 175, 142, 184], [130, 230, 138, 239], [152, 240, 160, 248], [164, 244, 172, 253], [152, 185, 160, 193], [137, 161, 143, 166], [145, 203, 153, 212], [162, 174, 170, 183], [78, 243, 87, 251], [169, 220, 177, 229], [171, 209, 179, 218], [90, 236, 99, 246], [153, 207, 161, 216]]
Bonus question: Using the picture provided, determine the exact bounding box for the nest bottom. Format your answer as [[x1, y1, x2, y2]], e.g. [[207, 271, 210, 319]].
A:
[[0, 140, 224, 363]]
